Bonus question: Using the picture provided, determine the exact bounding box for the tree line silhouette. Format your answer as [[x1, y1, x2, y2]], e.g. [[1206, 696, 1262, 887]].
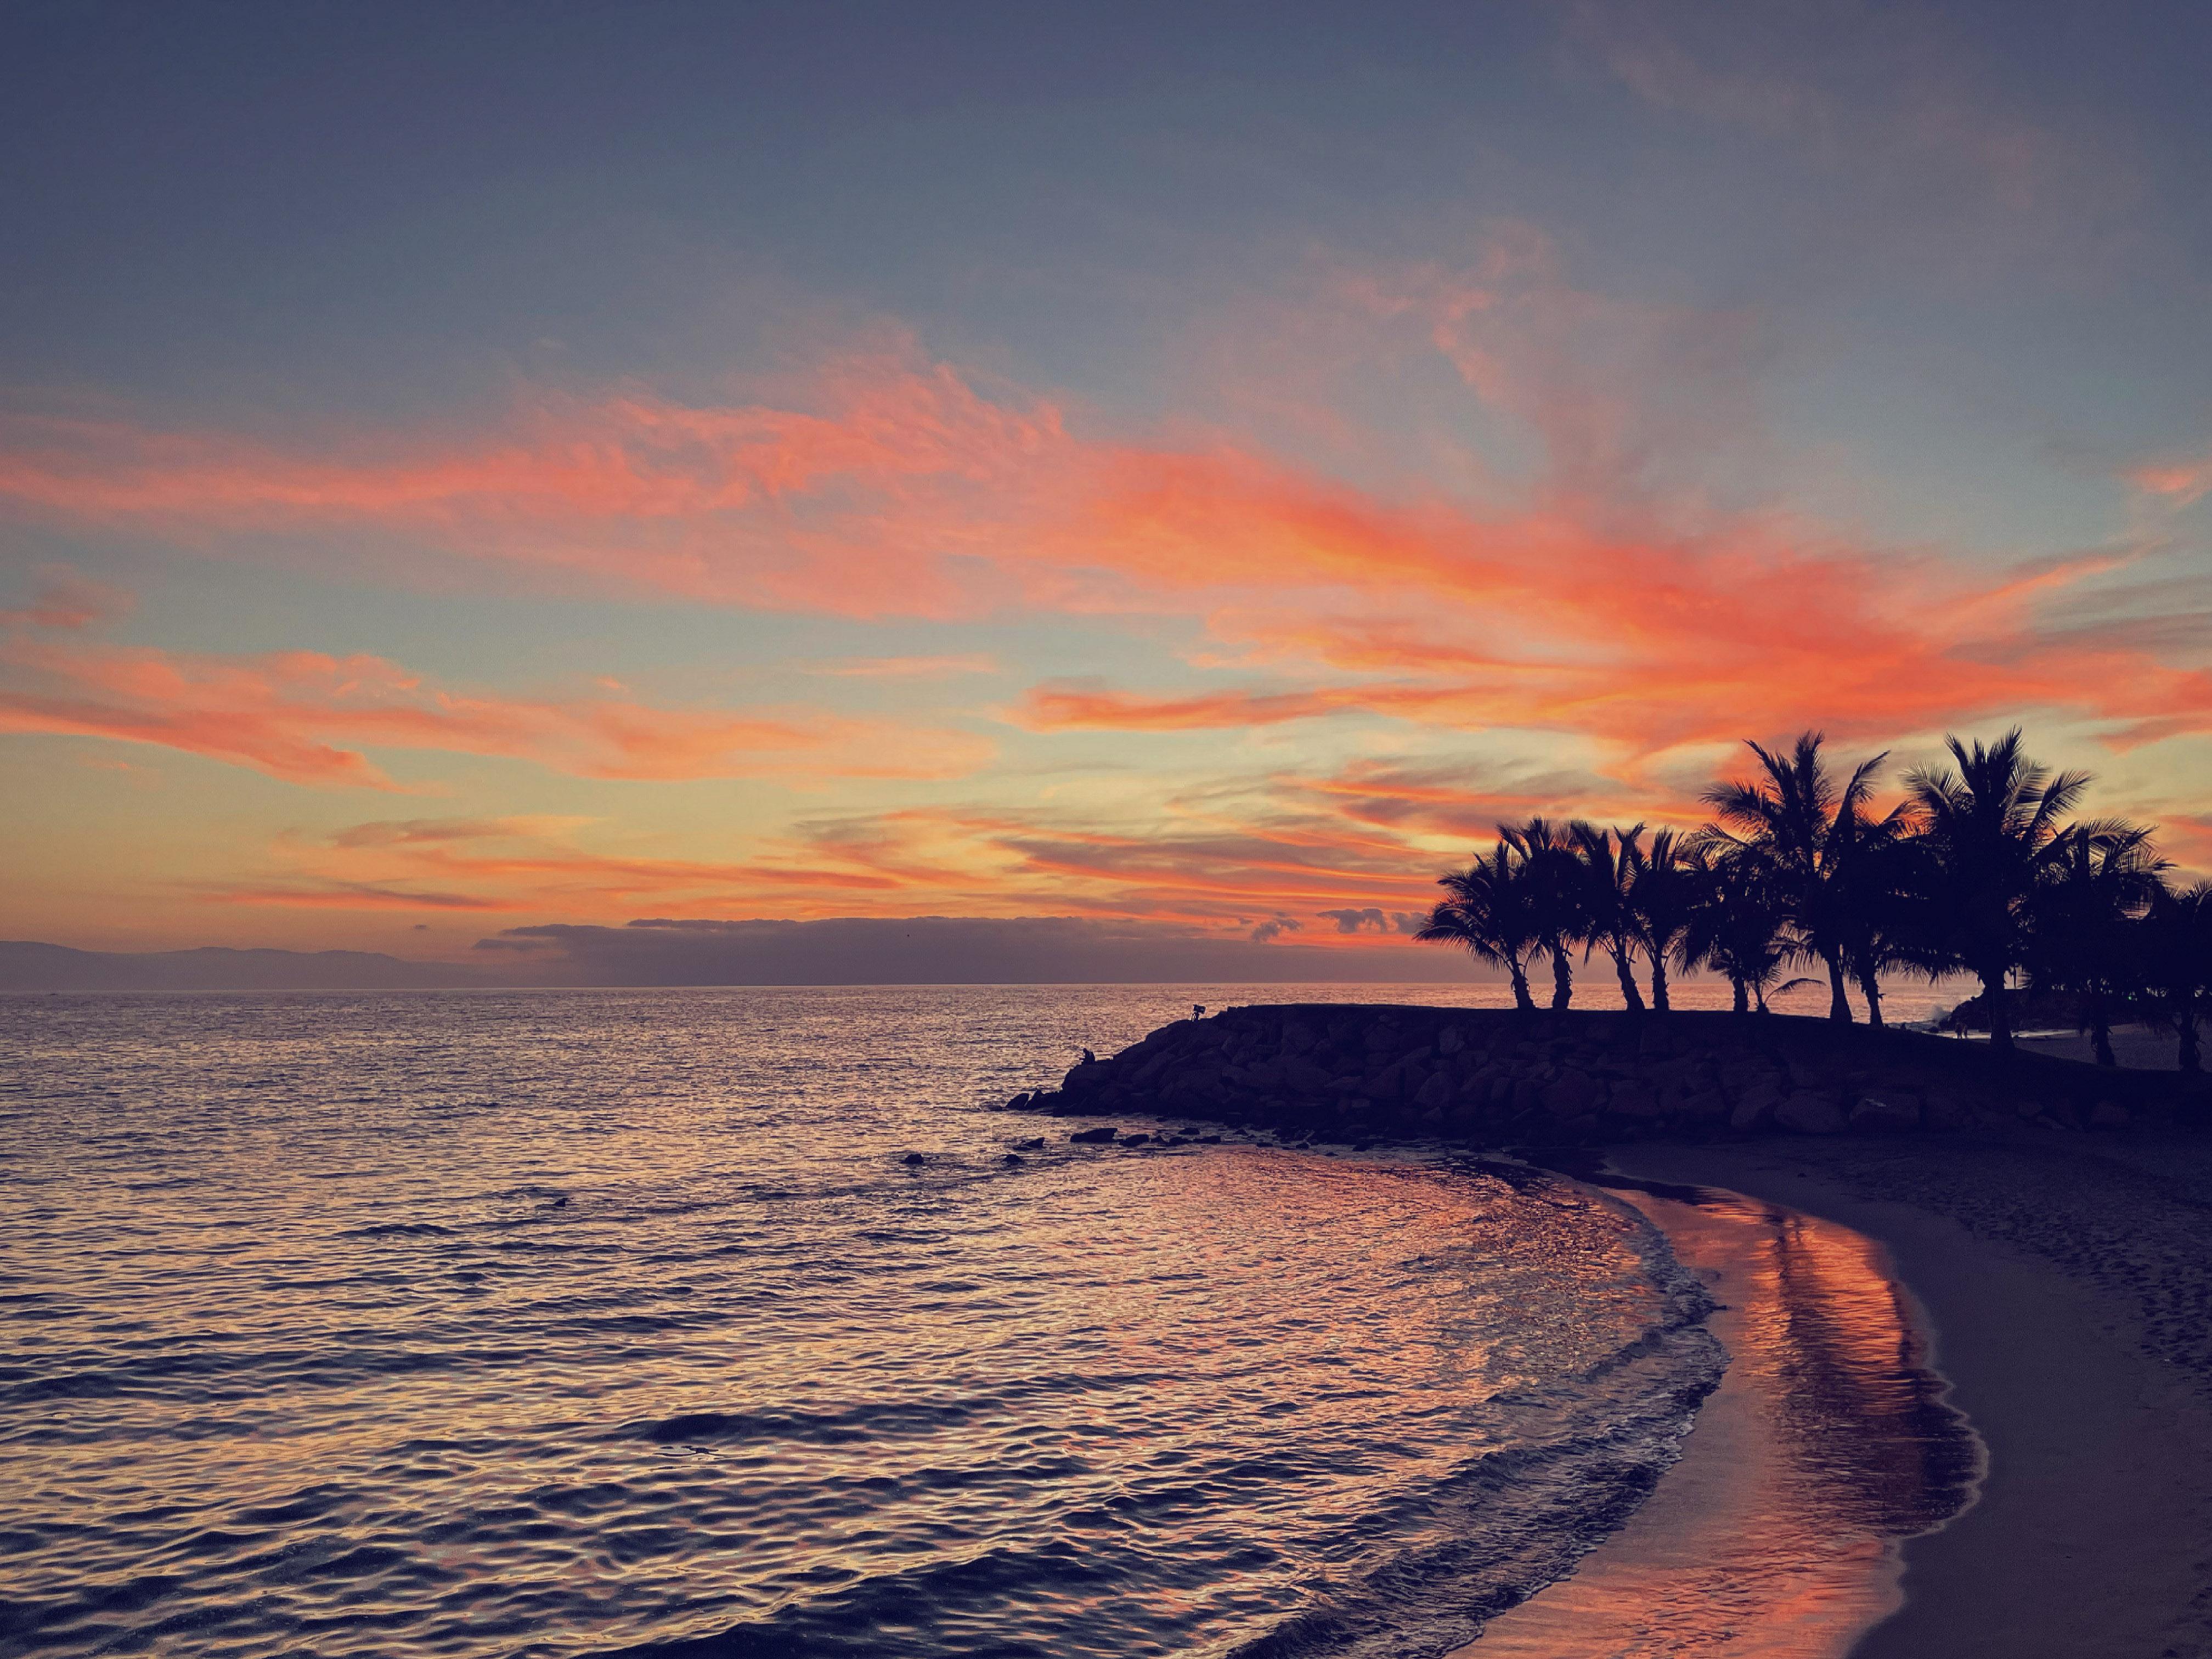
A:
[[1417, 729, 2211, 1071]]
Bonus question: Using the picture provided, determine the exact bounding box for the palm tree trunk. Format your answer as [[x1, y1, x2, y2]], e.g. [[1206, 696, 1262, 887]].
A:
[[1754, 983, 1771, 1013], [1823, 950, 1853, 1023], [2180, 1009, 2201, 1074], [2088, 991, 2116, 1067], [1982, 963, 2014, 1052], [1730, 974, 1748, 1014], [1856, 967, 1884, 1030], [1650, 956, 1672, 1013], [1611, 941, 1645, 1011], [1508, 960, 1535, 1013], [1547, 936, 1572, 1010]]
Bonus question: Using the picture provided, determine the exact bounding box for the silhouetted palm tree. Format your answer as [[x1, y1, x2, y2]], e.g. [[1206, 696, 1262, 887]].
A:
[[1627, 828, 1700, 1012], [1572, 821, 1647, 1012], [1700, 732, 1898, 1024], [1906, 730, 2089, 1053], [1835, 831, 1934, 1030], [1500, 817, 1585, 1010], [2140, 883, 2212, 1074], [1418, 837, 1545, 1012], [2024, 822, 2166, 1065], [1679, 847, 1796, 1013]]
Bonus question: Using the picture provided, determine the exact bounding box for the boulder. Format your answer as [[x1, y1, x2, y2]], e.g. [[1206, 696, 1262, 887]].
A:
[[1775, 1091, 1848, 1135], [901, 1152, 928, 1166], [1921, 1088, 1980, 1131], [1729, 1081, 1782, 1131], [1676, 1087, 1729, 1123], [1364, 1062, 1409, 1103], [1068, 1125, 1118, 1143], [1849, 1094, 1921, 1133], [1610, 1081, 1663, 1119], [1786, 1056, 1836, 1092], [1541, 1068, 1602, 1119]]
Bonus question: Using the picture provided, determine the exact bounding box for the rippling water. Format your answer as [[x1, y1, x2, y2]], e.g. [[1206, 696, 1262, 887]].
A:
[[1, 983, 1949, 1657]]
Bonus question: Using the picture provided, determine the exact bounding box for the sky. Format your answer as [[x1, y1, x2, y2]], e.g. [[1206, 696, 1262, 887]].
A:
[[3, 0, 2209, 981]]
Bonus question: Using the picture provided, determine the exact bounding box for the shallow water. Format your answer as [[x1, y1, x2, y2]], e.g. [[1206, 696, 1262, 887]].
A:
[[1465, 1176, 1982, 1658], [0, 982, 1960, 1658]]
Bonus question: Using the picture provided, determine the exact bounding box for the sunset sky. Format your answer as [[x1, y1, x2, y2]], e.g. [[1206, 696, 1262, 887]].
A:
[[4, 2, 2209, 978]]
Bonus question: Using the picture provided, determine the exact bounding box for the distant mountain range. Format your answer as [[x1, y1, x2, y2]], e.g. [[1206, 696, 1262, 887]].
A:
[[0, 941, 488, 992]]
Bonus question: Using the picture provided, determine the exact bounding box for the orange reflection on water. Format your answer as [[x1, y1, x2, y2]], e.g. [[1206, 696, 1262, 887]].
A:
[[1463, 1182, 1980, 1658]]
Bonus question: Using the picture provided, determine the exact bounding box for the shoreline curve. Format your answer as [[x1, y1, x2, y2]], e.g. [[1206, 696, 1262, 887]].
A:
[[1458, 1164, 1983, 1658], [1603, 1139, 2212, 1658]]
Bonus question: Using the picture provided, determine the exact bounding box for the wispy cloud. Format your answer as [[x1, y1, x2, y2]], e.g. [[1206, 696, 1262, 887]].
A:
[[809, 653, 998, 678], [2126, 448, 2212, 509], [0, 628, 995, 787], [5, 318, 2197, 768]]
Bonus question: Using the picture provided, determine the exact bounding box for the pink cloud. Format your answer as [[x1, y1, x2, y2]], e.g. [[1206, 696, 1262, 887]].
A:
[[1, 300, 2202, 768], [0, 633, 996, 787], [2127, 451, 2212, 509]]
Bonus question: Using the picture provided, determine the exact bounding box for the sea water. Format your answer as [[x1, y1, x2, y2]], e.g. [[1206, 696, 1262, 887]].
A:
[[0, 983, 1950, 1657]]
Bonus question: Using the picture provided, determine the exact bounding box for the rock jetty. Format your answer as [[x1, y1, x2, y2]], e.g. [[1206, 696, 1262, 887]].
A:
[[1008, 1005, 2208, 1144]]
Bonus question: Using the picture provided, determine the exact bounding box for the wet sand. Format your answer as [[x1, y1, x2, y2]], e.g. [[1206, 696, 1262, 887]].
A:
[[1585, 1136, 2212, 1658], [1459, 1173, 1977, 1659]]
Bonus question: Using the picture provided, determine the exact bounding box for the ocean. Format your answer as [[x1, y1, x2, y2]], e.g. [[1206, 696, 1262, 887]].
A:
[[1, 981, 1961, 1658]]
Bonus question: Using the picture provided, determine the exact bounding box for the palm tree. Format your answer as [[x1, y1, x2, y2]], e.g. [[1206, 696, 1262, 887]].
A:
[[1627, 828, 1700, 1012], [1418, 837, 1545, 1012], [1835, 831, 1934, 1030], [2023, 822, 2167, 1065], [2140, 883, 2212, 1073], [1679, 847, 1797, 1013], [1905, 730, 2089, 1053], [1499, 816, 1585, 1010], [1571, 821, 1647, 1011], [1700, 732, 1899, 1024]]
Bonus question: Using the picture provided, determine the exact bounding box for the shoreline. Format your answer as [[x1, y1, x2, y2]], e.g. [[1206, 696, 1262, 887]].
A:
[[1583, 1136, 2212, 1658], [1455, 1163, 1979, 1658]]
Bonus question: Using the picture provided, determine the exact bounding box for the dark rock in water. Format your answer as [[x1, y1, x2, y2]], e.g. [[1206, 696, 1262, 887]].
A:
[[1013, 1137, 1045, 1151], [550, 1196, 569, 1208], [1002, 1152, 1025, 1166], [1006, 1091, 1033, 1110], [1120, 1133, 1152, 1147], [1069, 1125, 1117, 1143], [1198, 1134, 1222, 1144], [900, 1152, 928, 1166]]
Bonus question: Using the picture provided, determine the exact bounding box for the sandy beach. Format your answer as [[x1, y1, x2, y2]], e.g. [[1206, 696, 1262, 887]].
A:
[[1575, 1133, 2212, 1658]]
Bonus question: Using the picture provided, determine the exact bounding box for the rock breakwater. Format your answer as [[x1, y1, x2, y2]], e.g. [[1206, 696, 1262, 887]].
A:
[[1009, 1006, 2208, 1144]]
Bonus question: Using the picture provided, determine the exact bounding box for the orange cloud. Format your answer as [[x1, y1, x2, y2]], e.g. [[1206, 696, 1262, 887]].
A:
[[811, 653, 998, 678], [209, 815, 933, 916], [4, 298, 2205, 770], [216, 784, 1475, 932], [2127, 450, 2212, 509], [0, 632, 995, 787]]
